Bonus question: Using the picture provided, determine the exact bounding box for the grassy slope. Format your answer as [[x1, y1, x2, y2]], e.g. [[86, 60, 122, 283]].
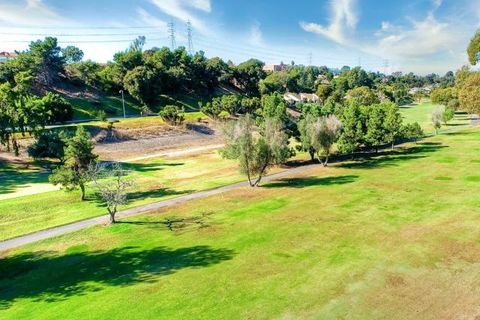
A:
[[0, 152, 243, 241], [2, 129, 480, 319], [400, 100, 470, 133]]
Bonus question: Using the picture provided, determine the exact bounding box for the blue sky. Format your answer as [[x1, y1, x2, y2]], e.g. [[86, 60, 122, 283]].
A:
[[0, 0, 479, 74]]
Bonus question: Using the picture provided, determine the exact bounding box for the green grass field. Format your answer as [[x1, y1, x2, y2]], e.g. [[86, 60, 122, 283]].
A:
[[2, 128, 480, 319], [0, 152, 244, 241], [400, 100, 471, 133]]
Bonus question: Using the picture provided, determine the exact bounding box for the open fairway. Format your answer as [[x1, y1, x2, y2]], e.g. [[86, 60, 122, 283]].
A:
[[400, 100, 471, 133], [0, 152, 244, 241], [2, 128, 480, 319]]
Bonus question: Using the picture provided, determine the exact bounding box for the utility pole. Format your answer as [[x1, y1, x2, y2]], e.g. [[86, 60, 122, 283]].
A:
[[119, 90, 126, 118], [187, 20, 194, 55], [168, 21, 176, 50]]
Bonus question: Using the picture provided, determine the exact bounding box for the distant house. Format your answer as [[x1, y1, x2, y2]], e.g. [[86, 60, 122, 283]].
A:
[[283, 92, 320, 105], [0, 52, 17, 63], [263, 63, 287, 72]]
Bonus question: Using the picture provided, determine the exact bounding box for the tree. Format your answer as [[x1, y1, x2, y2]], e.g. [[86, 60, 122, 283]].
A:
[[403, 122, 424, 142], [28, 37, 65, 86], [430, 87, 457, 106], [28, 130, 67, 163], [61, 46, 84, 64], [345, 86, 379, 106], [316, 85, 332, 104], [459, 73, 480, 115], [234, 59, 266, 96], [200, 101, 223, 119], [364, 104, 387, 152], [261, 93, 288, 122], [49, 126, 97, 200], [467, 30, 480, 65], [441, 107, 455, 125], [431, 107, 443, 135], [297, 113, 316, 161], [88, 163, 135, 224], [40, 92, 74, 123], [383, 102, 403, 149], [337, 104, 364, 154], [123, 66, 159, 108], [159, 105, 184, 125], [221, 115, 290, 187], [308, 115, 342, 166]]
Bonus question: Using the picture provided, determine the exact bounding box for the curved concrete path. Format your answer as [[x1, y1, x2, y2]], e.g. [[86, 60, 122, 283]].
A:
[[0, 163, 320, 252]]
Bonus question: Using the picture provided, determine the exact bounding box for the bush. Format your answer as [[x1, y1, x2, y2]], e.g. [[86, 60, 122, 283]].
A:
[[40, 93, 74, 123], [97, 110, 107, 121], [160, 105, 185, 125], [28, 130, 67, 163]]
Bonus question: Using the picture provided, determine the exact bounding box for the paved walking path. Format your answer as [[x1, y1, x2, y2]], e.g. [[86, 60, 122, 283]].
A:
[[0, 163, 320, 252]]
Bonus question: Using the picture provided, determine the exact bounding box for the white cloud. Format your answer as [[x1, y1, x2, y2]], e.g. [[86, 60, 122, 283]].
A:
[[137, 8, 168, 31], [249, 21, 263, 47], [370, 14, 461, 58], [150, 0, 211, 35], [0, 0, 71, 26], [300, 0, 358, 45]]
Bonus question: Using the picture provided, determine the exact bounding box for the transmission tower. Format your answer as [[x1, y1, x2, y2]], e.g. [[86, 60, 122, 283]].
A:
[[168, 21, 176, 50], [187, 20, 194, 55]]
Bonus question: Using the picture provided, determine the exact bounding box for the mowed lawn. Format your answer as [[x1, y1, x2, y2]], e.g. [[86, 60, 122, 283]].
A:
[[2, 129, 480, 319], [0, 152, 244, 241], [400, 100, 471, 133]]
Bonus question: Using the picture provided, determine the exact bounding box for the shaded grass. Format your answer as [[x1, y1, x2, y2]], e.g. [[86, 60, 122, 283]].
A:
[[0, 152, 243, 241], [2, 129, 480, 318], [400, 100, 471, 134]]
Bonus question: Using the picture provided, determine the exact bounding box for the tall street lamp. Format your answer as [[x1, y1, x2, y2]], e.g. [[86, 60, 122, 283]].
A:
[[119, 89, 126, 118]]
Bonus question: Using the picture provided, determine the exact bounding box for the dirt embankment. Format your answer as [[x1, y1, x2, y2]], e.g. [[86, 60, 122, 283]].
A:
[[94, 121, 224, 161], [0, 120, 224, 164]]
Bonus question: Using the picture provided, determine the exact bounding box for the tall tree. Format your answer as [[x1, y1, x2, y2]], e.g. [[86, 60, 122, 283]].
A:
[[221, 115, 290, 187], [467, 30, 480, 65], [308, 115, 342, 166], [61, 46, 84, 64], [49, 126, 97, 200]]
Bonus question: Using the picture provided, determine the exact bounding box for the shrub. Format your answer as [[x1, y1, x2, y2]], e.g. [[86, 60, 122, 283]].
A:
[[160, 105, 185, 125]]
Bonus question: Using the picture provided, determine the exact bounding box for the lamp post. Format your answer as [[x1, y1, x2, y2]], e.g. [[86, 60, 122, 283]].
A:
[[119, 90, 126, 118]]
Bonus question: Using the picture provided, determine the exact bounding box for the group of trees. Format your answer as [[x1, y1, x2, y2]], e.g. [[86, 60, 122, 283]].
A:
[[0, 37, 77, 154], [30, 126, 133, 223]]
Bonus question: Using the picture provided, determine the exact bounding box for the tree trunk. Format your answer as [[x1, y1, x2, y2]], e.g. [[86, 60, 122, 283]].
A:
[[391, 141, 395, 150], [108, 208, 116, 224], [323, 154, 329, 167], [80, 183, 86, 201], [309, 148, 315, 162]]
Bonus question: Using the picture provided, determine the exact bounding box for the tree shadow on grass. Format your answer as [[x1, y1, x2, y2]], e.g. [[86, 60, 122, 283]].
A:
[[262, 175, 358, 189], [339, 142, 447, 170], [0, 245, 234, 309], [0, 161, 51, 195], [122, 161, 185, 173], [126, 188, 195, 203]]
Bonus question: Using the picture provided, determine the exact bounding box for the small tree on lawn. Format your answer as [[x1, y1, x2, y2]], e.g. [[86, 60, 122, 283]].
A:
[[403, 122, 424, 143], [49, 126, 97, 200], [308, 115, 342, 166], [221, 114, 290, 187], [441, 107, 455, 125], [88, 162, 134, 224], [431, 107, 443, 135]]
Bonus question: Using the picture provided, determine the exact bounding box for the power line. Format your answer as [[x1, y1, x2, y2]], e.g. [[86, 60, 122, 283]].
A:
[[0, 32, 164, 37], [1, 38, 168, 44]]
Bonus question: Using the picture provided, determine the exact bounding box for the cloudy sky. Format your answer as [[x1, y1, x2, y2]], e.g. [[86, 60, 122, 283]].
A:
[[0, 0, 479, 74]]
